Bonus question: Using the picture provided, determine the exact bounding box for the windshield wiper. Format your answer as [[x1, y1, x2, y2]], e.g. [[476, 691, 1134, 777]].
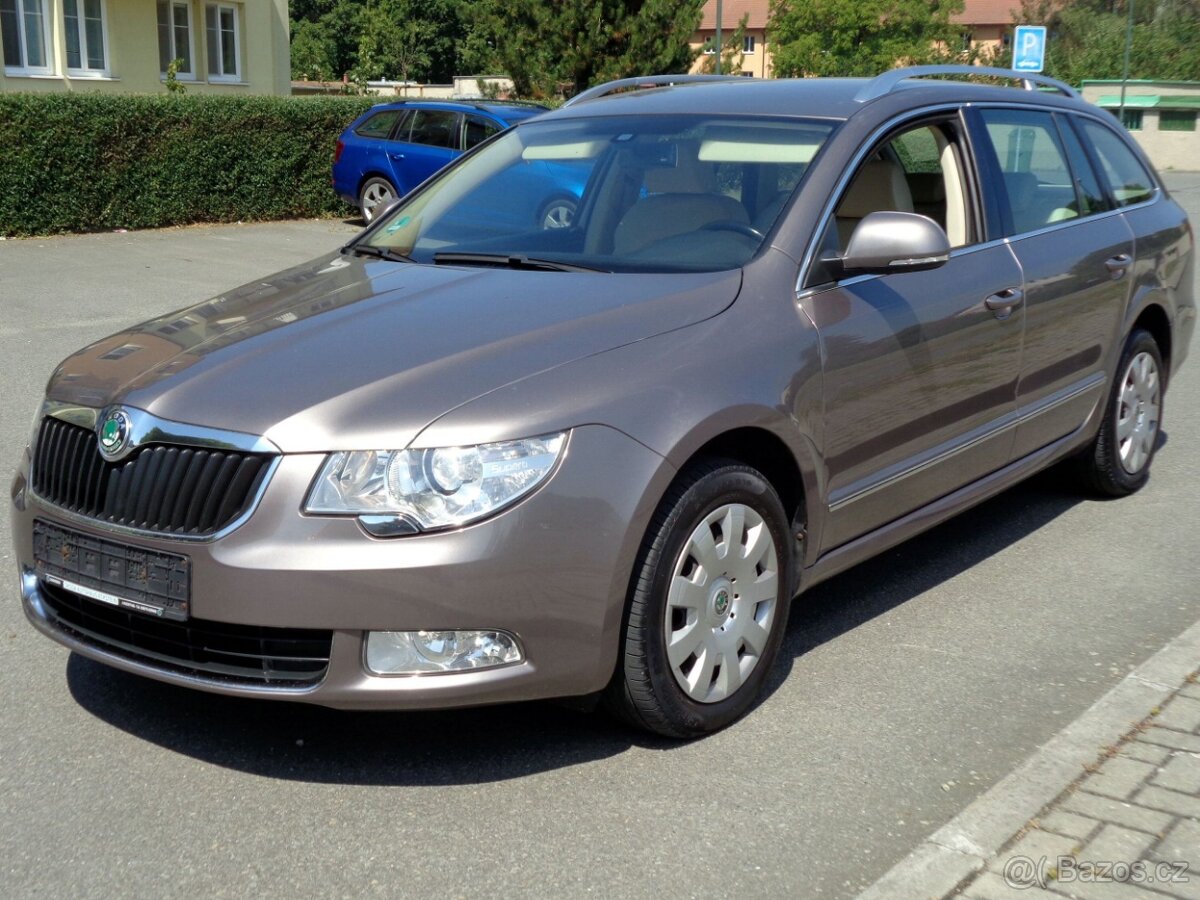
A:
[[345, 244, 415, 264], [432, 252, 608, 273]]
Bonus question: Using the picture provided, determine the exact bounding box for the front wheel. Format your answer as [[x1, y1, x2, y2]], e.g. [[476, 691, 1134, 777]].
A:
[[1075, 328, 1164, 496], [605, 461, 794, 738]]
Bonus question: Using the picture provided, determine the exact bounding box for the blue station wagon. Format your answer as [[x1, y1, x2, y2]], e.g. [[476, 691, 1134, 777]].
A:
[[333, 100, 587, 227]]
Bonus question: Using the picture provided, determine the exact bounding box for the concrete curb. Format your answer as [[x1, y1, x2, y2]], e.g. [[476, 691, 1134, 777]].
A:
[[857, 617, 1200, 900]]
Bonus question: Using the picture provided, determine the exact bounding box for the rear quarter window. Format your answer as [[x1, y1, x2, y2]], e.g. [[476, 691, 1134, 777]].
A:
[[355, 110, 404, 140], [1078, 119, 1156, 207]]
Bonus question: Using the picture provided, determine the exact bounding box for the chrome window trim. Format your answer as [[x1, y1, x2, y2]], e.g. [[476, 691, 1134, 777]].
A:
[[795, 101, 1162, 297], [30, 401, 281, 543]]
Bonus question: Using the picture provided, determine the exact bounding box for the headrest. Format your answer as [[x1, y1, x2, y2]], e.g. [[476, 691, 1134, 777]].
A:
[[838, 159, 914, 219]]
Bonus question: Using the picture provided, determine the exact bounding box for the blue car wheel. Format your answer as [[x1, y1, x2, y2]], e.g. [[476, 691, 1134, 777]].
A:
[[359, 177, 397, 224]]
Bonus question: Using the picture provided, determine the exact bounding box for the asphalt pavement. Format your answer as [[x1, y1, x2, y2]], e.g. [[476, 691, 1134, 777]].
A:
[[1, 182, 1199, 899]]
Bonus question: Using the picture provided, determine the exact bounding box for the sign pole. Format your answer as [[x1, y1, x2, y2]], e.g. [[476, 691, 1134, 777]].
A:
[[716, 0, 723, 75], [1119, 0, 1134, 126]]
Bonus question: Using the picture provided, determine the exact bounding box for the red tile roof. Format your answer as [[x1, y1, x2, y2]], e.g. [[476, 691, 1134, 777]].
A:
[[699, 0, 770, 31], [952, 0, 1023, 26], [696, 0, 1022, 32]]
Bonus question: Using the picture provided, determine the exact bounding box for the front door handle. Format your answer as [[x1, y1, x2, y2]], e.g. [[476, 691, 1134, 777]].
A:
[[984, 287, 1024, 318], [1105, 253, 1132, 278], [390, 153, 406, 160]]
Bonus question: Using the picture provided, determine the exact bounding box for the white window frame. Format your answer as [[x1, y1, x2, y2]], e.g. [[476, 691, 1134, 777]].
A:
[[63, 0, 110, 77], [1, 0, 53, 76], [204, 2, 241, 82], [743, 35, 756, 55], [158, 0, 195, 79]]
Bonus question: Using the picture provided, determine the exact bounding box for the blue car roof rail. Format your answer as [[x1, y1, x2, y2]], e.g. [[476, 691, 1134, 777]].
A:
[[855, 65, 1079, 103], [564, 74, 753, 107]]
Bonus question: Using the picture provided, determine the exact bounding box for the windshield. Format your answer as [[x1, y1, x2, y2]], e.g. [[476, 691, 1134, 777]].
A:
[[364, 114, 836, 273]]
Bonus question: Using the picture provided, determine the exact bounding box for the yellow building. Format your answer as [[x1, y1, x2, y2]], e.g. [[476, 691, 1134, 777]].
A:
[[688, 0, 1021, 78], [0, 0, 291, 94], [689, 0, 772, 79]]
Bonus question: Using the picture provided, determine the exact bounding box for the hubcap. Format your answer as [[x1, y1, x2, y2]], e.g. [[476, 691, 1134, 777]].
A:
[[541, 203, 574, 229], [1116, 351, 1161, 474], [665, 503, 779, 704], [362, 183, 394, 221]]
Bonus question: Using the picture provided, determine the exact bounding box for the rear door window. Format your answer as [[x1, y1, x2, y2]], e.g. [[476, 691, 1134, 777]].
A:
[[355, 109, 404, 140], [404, 110, 461, 149], [1077, 119, 1156, 207], [978, 109, 1081, 235]]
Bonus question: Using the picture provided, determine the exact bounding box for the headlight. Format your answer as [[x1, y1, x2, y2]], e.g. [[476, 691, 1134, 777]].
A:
[[305, 432, 567, 531]]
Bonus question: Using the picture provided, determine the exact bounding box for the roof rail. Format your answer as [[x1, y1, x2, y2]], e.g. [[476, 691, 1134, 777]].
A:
[[855, 65, 1079, 103], [563, 74, 751, 108]]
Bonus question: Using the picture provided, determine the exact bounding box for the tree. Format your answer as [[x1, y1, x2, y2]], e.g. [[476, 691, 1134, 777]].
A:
[[768, 0, 968, 78], [352, 1, 433, 85], [289, 0, 470, 84], [471, 0, 707, 98], [1000, 0, 1200, 85]]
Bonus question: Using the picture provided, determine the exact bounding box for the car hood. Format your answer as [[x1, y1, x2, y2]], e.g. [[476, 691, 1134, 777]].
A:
[[46, 253, 741, 452]]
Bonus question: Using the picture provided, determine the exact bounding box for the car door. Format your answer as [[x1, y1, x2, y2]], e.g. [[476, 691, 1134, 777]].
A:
[[970, 108, 1136, 459], [801, 115, 1025, 551], [392, 108, 464, 192]]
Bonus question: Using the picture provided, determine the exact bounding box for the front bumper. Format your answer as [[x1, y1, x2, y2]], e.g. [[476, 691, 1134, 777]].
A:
[[12, 424, 672, 709]]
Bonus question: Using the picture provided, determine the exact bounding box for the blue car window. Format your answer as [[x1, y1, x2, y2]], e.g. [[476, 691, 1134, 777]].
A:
[[406, 110, 460, 149], [464, 115, 502, 150], [355, 110, 404, 140]]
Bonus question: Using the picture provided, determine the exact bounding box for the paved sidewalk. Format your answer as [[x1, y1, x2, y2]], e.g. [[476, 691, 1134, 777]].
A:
[[860, 620, 1200, 900], [960, 672, 1200, 899]]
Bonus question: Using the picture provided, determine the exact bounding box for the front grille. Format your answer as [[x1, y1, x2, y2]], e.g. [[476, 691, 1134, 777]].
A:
[[40, 582, 332, 686], [31, 416, 273, 537]]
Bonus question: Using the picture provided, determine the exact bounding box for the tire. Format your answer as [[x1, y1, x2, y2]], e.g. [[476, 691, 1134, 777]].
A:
[[604, 460, 795, 738], [538, 197, 577, 230], [358, 177, 397, 224], [1076, 328, 1164, 496]]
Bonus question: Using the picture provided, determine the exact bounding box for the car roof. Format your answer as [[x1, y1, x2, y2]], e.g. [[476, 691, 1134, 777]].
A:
[[364, 100, 549, 122], [544, 76, 1090, 123]]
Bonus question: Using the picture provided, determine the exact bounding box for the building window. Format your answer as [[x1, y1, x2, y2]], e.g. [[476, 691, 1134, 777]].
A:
[[64, 0, 107, 74], [157, 1, 193, 76], [743, 35, 755, 54], [0, 0, 51, 74], [1159, 109, 1197, 132], [1115, 108, 1143, 131], [205, 2, 239, 81]]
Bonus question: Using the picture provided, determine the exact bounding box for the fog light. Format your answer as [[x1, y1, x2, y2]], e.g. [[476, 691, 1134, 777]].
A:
[[365, 629, 523, 675]]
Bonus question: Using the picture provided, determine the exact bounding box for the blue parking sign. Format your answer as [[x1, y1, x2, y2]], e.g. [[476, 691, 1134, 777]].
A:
[[1013, 25, 1047, 73]]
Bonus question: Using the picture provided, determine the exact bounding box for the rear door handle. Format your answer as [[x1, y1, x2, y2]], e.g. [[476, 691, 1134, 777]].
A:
[[984, 287, 1024, 317], [390, 153, 406, 160], [1105, 254, 1132, 278]]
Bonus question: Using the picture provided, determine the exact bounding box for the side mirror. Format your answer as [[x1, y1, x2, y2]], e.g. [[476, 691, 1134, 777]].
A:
[[840, 211, 950, 275]]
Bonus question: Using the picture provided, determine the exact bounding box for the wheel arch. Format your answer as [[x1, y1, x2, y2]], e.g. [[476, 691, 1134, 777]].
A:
[[657, 416, 824, 573], [1131, 302, 1173, 384], [357, 171, 399, 199]]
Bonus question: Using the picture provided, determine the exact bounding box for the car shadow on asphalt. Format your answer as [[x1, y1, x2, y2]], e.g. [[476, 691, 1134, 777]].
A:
[[65, 462, 1116, 785], [762, 464, 1093, 695]]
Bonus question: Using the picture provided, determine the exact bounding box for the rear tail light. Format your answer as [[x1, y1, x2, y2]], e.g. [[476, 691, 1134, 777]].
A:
[[333, 139, 345, 164]]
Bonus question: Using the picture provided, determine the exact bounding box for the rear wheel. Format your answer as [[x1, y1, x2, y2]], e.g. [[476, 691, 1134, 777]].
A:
[[359, 177, 396, 224], [1076, 328, 1164, 496], [538, 197, 577, 230], [605, 461, 794, 738]]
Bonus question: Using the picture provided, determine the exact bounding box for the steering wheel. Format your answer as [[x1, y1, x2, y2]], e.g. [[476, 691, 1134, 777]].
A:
[[701, 220, 765, 240]]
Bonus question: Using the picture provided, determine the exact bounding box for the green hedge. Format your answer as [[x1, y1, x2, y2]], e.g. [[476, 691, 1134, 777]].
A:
[[0, 93, 378, 236]]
